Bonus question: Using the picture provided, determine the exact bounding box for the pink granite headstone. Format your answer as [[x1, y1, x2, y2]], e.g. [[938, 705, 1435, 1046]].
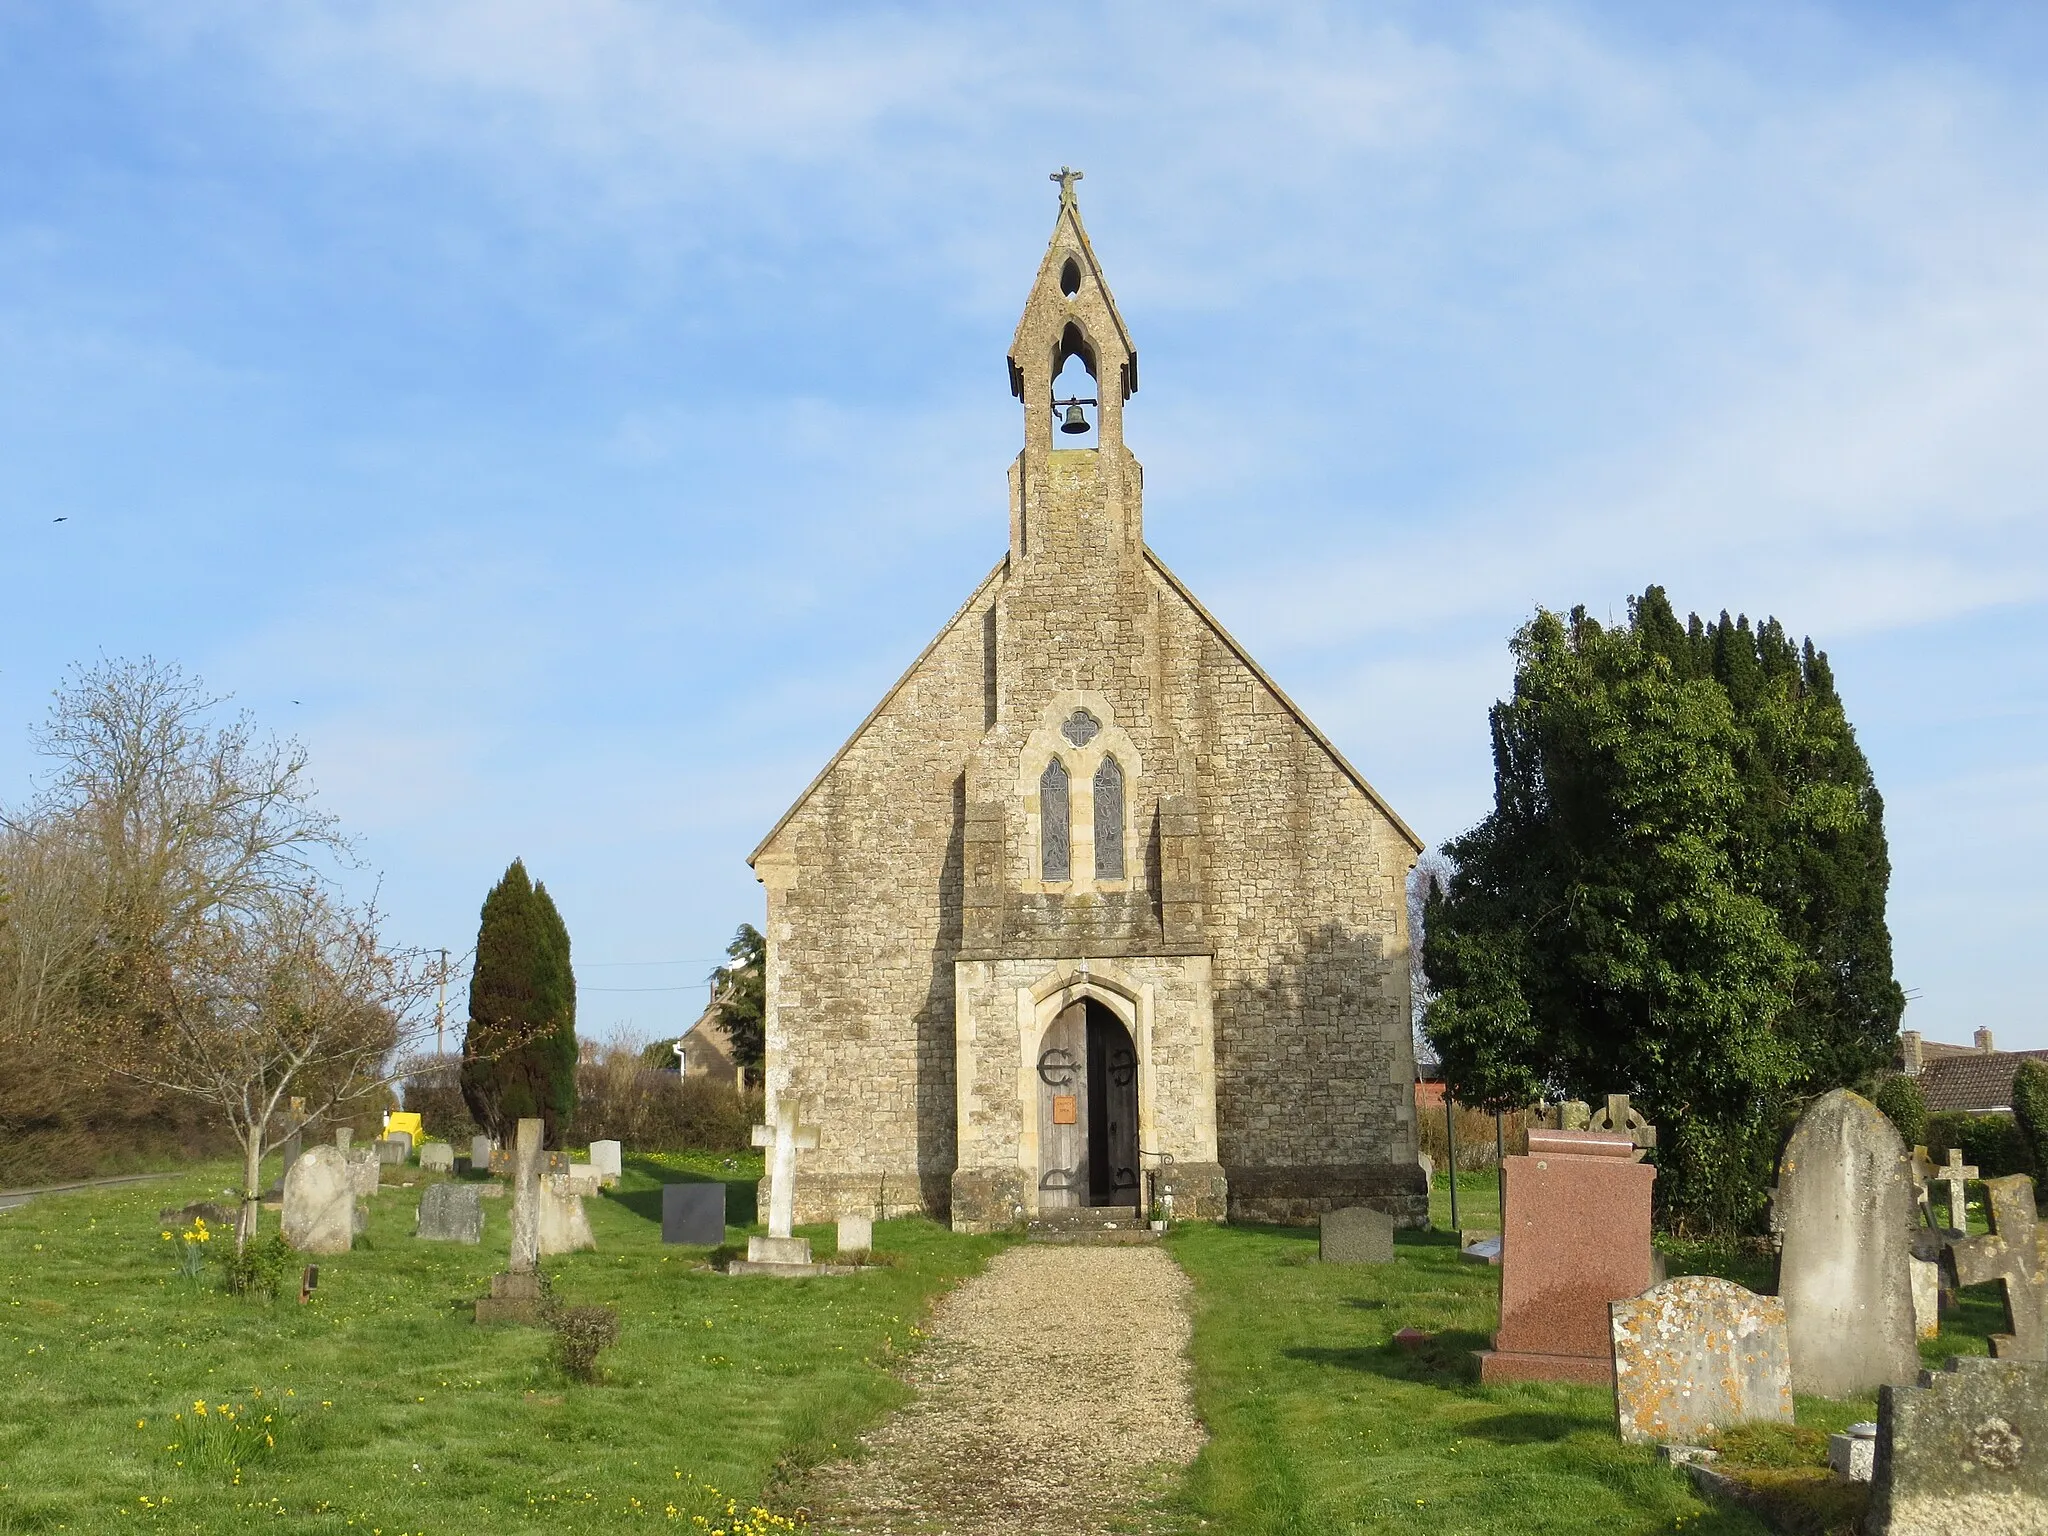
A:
[[1477, 1128, 1656, 1386]]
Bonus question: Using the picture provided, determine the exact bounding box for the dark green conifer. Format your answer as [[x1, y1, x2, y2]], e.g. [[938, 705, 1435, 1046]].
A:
[[459, 859, 579, 1145]]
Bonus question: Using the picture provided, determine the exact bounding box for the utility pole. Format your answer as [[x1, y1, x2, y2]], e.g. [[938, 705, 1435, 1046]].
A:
[[435, 948, 448, 1059]]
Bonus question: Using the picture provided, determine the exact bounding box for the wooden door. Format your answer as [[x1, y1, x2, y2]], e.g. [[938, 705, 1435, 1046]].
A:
[[1036, 1002, 1089, 1209]]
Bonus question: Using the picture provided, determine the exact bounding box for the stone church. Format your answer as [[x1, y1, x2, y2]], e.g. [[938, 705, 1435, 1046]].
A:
[[750, 175, 1425, 1231]]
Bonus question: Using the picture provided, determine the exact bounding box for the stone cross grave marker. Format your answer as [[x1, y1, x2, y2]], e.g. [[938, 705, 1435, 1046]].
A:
[[1867, 1357, 2048, 1534], [748, 1097, 819, 1266], [1587, 1093, 1658, 1163], [1938, 1147, 1979, 1234], [476, 1118, 546, 1324], [1773, 1088, 1921, 1398], [1947, 1174, 2047, 1362]]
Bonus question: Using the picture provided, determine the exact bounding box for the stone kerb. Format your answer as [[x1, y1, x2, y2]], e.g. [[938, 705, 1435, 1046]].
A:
[[1774, 1088, 1920, 1398], [1610, 1275, 1792, 1446], [281, 1144, 355, 1255], [1867, 1357, 2048, 1535]]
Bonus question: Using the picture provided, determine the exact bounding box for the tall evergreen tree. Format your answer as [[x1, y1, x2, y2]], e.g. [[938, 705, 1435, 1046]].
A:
[[459, 859, 578, 1145], [708, 923, 766, 1084], [1424, 589, 1903, 1230]]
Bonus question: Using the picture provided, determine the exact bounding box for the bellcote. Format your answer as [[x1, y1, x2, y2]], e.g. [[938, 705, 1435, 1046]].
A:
[[1006, 168, 1143, 565]]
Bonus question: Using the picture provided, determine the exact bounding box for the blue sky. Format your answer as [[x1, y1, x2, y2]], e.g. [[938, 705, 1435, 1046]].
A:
[[3, 3, 2044, 1049]]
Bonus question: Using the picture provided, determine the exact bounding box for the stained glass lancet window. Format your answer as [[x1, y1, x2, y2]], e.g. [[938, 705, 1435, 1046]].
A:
[[1093, 756, 1125, 879], [1040, 758, 1071, 880]]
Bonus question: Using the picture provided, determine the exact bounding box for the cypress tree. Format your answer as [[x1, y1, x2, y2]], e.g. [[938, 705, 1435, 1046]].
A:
[[460, 859, 579, 1145]]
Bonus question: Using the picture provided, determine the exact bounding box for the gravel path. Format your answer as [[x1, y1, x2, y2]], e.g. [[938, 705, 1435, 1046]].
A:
[[804, 1244, 1205, 1535]]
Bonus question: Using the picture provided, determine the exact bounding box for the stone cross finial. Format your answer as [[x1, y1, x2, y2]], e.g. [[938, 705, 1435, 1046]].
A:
[[752, 1097, 819, 1242], [1588, 1093, 1658, 1163], [1050, 166, 1084, 205], [1946, 1174, 2046, 1361], [1940, 1147, 1979, 1232]]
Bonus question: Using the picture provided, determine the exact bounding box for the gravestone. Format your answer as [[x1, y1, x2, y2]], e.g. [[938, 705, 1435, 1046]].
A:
[[1829, 1421, 1877, 1482], [1867, 1357, 2048, 1535], [376, 1134, 410, 1166], [334, 1127, 353, 1152], [1416, 1151, 1435, 1188], [1587, 1093, 1658, 1163], [471, 1134, 494, 1171], [747, 1098, 819, 1267], [1773, 1088, 1920, 1398], [1320, 1206, 1395, 1265], [1947, 1174, 2047, 1362], [588, 1140, 622, 1185], [1909, 1145, 1937, 1228], [278, 1120, 305, 1183], [837, 1213, 873, 1258], [476, 1118, 546, 1324], [662, 1182, 726, 1245], [1938, 1147, 1979, 1234], [1557, 1100, 1592, 1131], [416, 1181, 484, 1243], [418, 1142, 454, 1174], [539, 1173, 596, 1254], [1478, 1129, 1655, 1386], [281, 1145, 355, 1255], [564, 1164, 603, 1197], [1609, 1275, 1793, 1446], [347, 1147, 380, 1198]]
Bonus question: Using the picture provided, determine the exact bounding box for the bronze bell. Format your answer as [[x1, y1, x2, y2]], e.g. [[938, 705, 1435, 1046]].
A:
[[1059, 403, 1089, 435]]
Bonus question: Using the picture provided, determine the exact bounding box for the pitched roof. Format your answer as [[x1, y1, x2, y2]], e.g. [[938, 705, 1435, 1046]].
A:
[[1917, 1050, 2048, 1113]]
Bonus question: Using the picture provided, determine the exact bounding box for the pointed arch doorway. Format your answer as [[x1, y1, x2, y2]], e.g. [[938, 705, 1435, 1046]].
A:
[[1036, 997, 1140, 1209]]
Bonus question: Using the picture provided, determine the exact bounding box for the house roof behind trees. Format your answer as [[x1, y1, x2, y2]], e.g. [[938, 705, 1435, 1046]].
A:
[[1916, 1050, 2048, 1114]]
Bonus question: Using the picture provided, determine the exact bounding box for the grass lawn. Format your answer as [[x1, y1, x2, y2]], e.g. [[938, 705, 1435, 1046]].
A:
[[0, 1150, 1010, 1535]]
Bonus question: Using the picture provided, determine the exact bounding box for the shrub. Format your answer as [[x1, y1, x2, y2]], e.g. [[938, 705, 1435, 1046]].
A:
[[1413, 1099, 1543, 1171], [2012, 1061, 2048, 1179], [1926, 1111, 2036, 1180], [1872, 1074, 1927, 1149], [217, 1234, 295, 1299], [548, 1304, 620, 1383], [575, 1034, 759, 1150]]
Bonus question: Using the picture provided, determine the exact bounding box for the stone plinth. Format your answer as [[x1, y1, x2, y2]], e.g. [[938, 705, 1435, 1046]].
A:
[[1774, 1088, 1920, 1398], [1319, 1206, 1394, 1265], [747, 1234, 813, 1267], [1610, 1276, 1792, 1446], [281, 1145, 355, 1255], [1477, 1129, 1653, 1387], [1868, 1357, 2048, 1535], [475, 1271, 544, 1325]]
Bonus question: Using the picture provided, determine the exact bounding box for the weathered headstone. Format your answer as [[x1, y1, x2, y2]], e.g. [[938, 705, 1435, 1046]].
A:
[[1947, 1174, 2047, 1362], [347, 1147, 380, 1198], [1608, 1275, 1793, 1446], [662, 1182, 726, 1245], [539, 1173, 596, 1254], [564, 1164, 603, 1197], [334, 1127, 353, 1152], [281, 1145, 355, 1255], [278, 1121, 305, 1182], [1938, 1147, 1979, 1234], [418, 1142, 454, 1174], [747, 1097, 819, 1267], [1773, 1088, 1920, 1398], [588, 1140, 622, 1185], [376, 1134, 410, 1166], [416, 1181, 484, 1243], [1909, 1144, 1938, 1228], [1558, 1100, 1592, 1131], [476, 1118, 546, 1324], [1477, 1129, 1655, 1386], [1416, 1151, 1435, 1188], [471, 1134, 494, 1171], [837, 1213, 873, 1258], [1320, 1205, 1395, 1265], [1867, 1357, 2048, 1535]]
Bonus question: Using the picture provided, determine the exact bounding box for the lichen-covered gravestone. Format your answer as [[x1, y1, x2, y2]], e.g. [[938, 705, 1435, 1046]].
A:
[[1609, 1275, 1793, 1445], [347, 1147, 379, 1198], [1320, 1206, 1394, 1265], [1866, 1357, 2048, 1535], [1947, 1174, 2047, 1362], [1773, 1088, 1920, 1398], [416, 1182, 484, 1243], [418, 1142, 454, 1174], [281, 1145, 355, 1255], [539, 1173, 596, 1254]]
